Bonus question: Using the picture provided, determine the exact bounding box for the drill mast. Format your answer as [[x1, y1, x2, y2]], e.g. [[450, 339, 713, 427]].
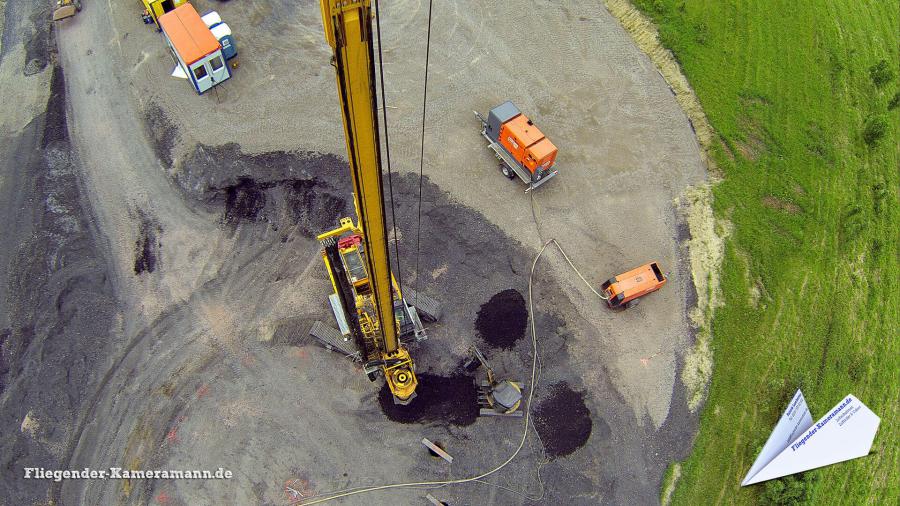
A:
[[318, 0, 418, 403]]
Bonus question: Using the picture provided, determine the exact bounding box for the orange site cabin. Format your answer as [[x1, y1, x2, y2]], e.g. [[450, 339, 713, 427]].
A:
[[159, 4, 230, 94]]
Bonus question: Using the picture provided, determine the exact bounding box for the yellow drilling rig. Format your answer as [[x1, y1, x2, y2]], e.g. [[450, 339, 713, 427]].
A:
[[311, 0, 440, 405]]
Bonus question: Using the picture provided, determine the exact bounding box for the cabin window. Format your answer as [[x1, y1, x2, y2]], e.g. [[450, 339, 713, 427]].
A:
[[210, 56, 224, 72], [193, 64, 208, 80]]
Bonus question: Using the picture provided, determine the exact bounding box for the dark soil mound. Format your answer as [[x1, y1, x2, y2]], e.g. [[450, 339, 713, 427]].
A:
[[534, 382, 592, 459], [223, 177, 266, 224], [286, 179, 347, 237], [179, 144, 349, 231], [378, 373, 478, 426], [475, 289, 528, 349], [133, 212, 161, 275]]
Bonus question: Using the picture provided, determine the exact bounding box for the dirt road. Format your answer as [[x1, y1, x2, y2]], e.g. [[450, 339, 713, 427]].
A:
[[0, 1, 118, 503], [1, 0, 705, 504]]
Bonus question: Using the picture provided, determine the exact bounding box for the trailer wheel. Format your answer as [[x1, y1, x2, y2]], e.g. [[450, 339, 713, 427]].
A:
[[626, 298, 641, 309], [500, 164, 514, 179]]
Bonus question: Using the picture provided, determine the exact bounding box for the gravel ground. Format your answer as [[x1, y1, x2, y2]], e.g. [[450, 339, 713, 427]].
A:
[[0, 0, 706, 504]]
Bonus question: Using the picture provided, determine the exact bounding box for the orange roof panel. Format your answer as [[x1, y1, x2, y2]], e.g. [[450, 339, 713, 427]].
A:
[[159, 4, 220, 65], [529, 138, 557, 161], [613, 263, 665, 295], [504, 115, 546, 148]]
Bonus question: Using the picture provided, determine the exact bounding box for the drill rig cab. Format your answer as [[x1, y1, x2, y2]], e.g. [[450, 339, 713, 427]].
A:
[[318, 215, 437, 394]]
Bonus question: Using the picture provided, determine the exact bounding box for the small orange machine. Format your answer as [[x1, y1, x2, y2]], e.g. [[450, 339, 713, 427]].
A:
[[601, 262, 667, 309], [475, 101, 559, 191]]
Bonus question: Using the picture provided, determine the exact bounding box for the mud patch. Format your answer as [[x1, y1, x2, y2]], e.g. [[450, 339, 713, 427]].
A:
[[223, 177, 266, 224], [378, 373, 478, 426], [761, 196, 801, 214], [533, 382, 592, 459], [474, 289, 528, 349], [23, 4, 52, 76], [285, 179, 347, 237], [144, 102, 178, 169], [133, 212, 162, 274], [734, 132, 767, 161], [178, 144, 348, 232]]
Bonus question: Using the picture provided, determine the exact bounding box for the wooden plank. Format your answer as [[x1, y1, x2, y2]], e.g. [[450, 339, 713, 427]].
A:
[[480, 408, 524, 418], [421, 438, 453, 464], [425, 493, 444, 505]]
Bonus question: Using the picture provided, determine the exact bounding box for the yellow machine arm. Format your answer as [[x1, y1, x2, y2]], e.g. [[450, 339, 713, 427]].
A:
[[318, 0, 417, 403]]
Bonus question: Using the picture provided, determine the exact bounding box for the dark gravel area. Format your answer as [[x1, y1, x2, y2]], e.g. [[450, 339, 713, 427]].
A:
[[133, 211, 162, 274], [0, 64, 117, 505], [143, 102, 178, 169], [223, 177, 267, 224]]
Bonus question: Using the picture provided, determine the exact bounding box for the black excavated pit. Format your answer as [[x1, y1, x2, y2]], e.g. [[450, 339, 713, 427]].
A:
[[378, 373, 478, 426]]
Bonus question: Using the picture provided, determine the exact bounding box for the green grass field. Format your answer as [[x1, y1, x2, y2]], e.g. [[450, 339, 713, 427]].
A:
[[630, 1, 899, 504]]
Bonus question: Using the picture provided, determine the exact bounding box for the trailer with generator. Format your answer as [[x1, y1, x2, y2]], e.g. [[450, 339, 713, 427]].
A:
[[475, 101, 559, 192]]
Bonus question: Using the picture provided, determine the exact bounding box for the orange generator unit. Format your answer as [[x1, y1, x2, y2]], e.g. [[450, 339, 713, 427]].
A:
[[601, 262, 668, 309], [475, 101, 559, 191]]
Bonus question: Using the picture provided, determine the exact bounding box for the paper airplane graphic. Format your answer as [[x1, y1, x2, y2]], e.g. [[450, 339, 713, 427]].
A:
[[742, 390, 880, 486]]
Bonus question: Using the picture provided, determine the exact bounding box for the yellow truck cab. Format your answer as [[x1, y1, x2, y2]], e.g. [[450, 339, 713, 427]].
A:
[[601, 262, 667, 309], [142, 0, 188, 30]]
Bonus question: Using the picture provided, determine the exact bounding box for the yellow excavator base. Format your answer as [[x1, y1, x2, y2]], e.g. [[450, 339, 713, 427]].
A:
[[382, 349, 418, 405]]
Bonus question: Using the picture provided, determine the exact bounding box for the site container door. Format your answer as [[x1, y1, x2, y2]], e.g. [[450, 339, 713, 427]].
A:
[[190, 61, 213, 93], [208, 54, 229, 84]]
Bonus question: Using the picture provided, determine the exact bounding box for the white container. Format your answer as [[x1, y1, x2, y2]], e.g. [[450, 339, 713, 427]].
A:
[[201, 11, 221, 28], [210, 22, 232, 39]]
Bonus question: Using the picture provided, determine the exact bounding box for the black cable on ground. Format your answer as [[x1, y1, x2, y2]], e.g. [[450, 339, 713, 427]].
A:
[[530, 190, 545, 244]]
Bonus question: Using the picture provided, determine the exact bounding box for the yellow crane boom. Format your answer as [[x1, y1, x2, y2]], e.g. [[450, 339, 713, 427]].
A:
[[317, 0, 418, 403]]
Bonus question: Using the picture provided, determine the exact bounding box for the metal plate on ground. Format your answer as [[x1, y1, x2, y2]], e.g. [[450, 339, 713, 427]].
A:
[[308, 320, 360, 361], [403, 288, 442, 323]]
